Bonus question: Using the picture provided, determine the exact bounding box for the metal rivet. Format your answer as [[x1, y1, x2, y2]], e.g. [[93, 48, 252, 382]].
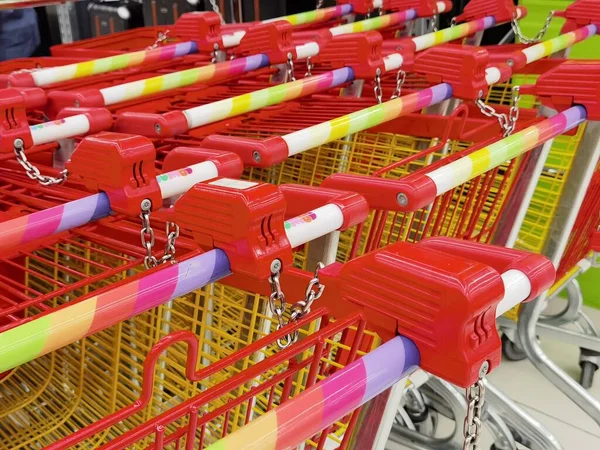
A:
[[252, 151, 261, 162], [13, 138, 24, 149], [141, 199, 152, 211], [479, 360, 490, 377], [74, 99, 80, 107], [397, 193, 408, 207], [506, 58, 514, 67], [478, 90, 484, 98], [155, 123, 162, 134], [270, 259, 282, 273]]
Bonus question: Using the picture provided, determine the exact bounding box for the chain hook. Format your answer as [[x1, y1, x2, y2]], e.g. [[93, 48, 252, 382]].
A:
[[390, 69, 406, 99], [305, 56, 314, 77], [14, 139, 68, 186], [430, 10, 439, 32], [139, 200, 180, 270], [374, 68, 383, 104], [286, 53, 296, 82], [147, 29, 169, 50], [511, 10, 554, 44]]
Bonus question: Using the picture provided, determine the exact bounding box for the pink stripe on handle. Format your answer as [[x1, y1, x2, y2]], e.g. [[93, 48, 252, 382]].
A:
[[21, 206, 64, 244]]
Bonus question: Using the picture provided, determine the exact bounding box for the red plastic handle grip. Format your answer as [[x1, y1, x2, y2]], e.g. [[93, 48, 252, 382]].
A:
[[418, 237, 556, 302], [278, 184, 369, 230]]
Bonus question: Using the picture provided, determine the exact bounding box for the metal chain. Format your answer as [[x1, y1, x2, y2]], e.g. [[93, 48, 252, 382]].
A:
[[430, 10, 439, 32], [450, 17, 457, 27], [269, 262, 325, 349], [379, 7, 384, 16], [211, 44, 220, 63], [511, 10, 554, 44], [147, 30, 169, 50], [463, 362, 489, 450], [374, 69, 383, 104], [209, 0, 226, 24], [305, 57, 314, 77], [390, 69, 406, 99], [475, 86, 521, 137], [286, 53, 296, 82], [140, 200, 180, 270], [14, 139, 68, 186], [316, 0, 324, 9]]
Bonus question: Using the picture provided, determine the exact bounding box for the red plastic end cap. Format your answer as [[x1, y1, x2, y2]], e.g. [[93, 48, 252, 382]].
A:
[[314, 31, 385, 79], [383, 0, 446, 15], [560, 0, 600, 30], [114, 111, 189, 138], [278, 184, 369, 230], [382, 38, 416, 71], [174, 12, 223, 52], [67, 132, 161, 215], [592, 230, 600, 252], [338, 0, 376, 15], [18, 87, 47, 110], [455, 0, 522, 23], [334, 240, 504, 387], [0, 88, 36, 153], [45, 89, 105, 120], [414, 44, 489, 100], [200, 135, 289, 167], [7, 71, 36, 88], [175, 178, 293, 280], [533, 61, 600, 120], [55, 107, 113, 134], [418, 237, 556, 303], [162, 147, 243, 179], [235, 21, 296, 64]]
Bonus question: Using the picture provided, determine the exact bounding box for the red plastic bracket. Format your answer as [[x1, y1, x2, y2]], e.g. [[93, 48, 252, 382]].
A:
[[45, 89, 107, 120], [318, 237, 554, 387], [114, 110, 189, 138], [173, 12, 225, 52], [383, 0, 452, 16], [67, 132, 162, 215], [414, 44, 490, 100], [199, 134, 289, 167], [528, 61, 600, 120], [162, 147, 244, 179], [381, 38, 416, 72], [175, 178, 293, 280], [278, 184, 369, 231], [313, 31, 386, 79], [235, 21, 296, 64], [555, 0, 600, 33], [454, 0, 525, 24], [0, 88, 46, 153]]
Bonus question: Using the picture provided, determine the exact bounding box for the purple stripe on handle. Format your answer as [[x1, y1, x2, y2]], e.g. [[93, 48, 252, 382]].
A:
[[361, 336, 419, 402], [321, 360, 368, 427], [56, 193, 110, 233], [404, 9, 418, 21], [244, 54, 270, 71], [482, 17, 496, 27], [174, 41, 195, 57], [21, 205, 64, 244], [428, 83, 453, 106], [171, 249, 231, 298], [331, 67, 355, 86], [134, 264, 179, 315]]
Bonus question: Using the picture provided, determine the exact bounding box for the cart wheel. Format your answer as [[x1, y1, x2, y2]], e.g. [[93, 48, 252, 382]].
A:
[[579, 361, 598, 389], [502, 334, 527, 361]]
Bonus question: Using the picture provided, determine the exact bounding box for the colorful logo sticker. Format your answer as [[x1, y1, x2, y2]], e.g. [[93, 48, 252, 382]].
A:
[[31, 119, 66, 130], [285, 211, 317, 229], [158, 167, 193, 183]]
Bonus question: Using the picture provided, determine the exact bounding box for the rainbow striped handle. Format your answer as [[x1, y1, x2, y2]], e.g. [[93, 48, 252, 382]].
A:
[[427, 106, 587, 196], [206, 336, 419, 450], [330, 8, 418, 36], [29, 42, 198, 87], [184, 67, 355, 129], [263, 4, 353, 26], [0, 193, 110, 253], [0, 249, 231, 372], [100, 54, 269, 106], [412, 16, 496, 51], [282, 83, 453, 156]]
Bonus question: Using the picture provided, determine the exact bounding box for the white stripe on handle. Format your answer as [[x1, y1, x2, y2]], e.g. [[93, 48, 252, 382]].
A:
[[30, 115, 91, 146]]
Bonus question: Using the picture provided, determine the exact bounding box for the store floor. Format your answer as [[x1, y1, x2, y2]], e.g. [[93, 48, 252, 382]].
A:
[[387, 304, 600, 450]]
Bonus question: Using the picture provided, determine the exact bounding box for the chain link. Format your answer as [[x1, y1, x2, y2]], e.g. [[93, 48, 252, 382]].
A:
[[286, 53, 296, 82], [430, 10, 438, 32], [211, 44, 220, 63], [305, 56, 314, 77], [374, 69, 383, 104], [139, 200, 180, 270], [390, 69, 406, 99], [14, 139, 68, 186], [450, 17, 458, 27], [316, 0, 324, 9], [475, 85, 521, 137], [209, 0, 226, 24], [463, 363, 488, 450], [511, 10, 554, 44], [269, 262, 325, 349], [147, 30, 169, 50]]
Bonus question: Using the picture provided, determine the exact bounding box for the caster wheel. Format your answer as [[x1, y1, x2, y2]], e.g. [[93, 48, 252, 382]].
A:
[[502, 334, 526, 362], [579, 360, 598, 389]]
